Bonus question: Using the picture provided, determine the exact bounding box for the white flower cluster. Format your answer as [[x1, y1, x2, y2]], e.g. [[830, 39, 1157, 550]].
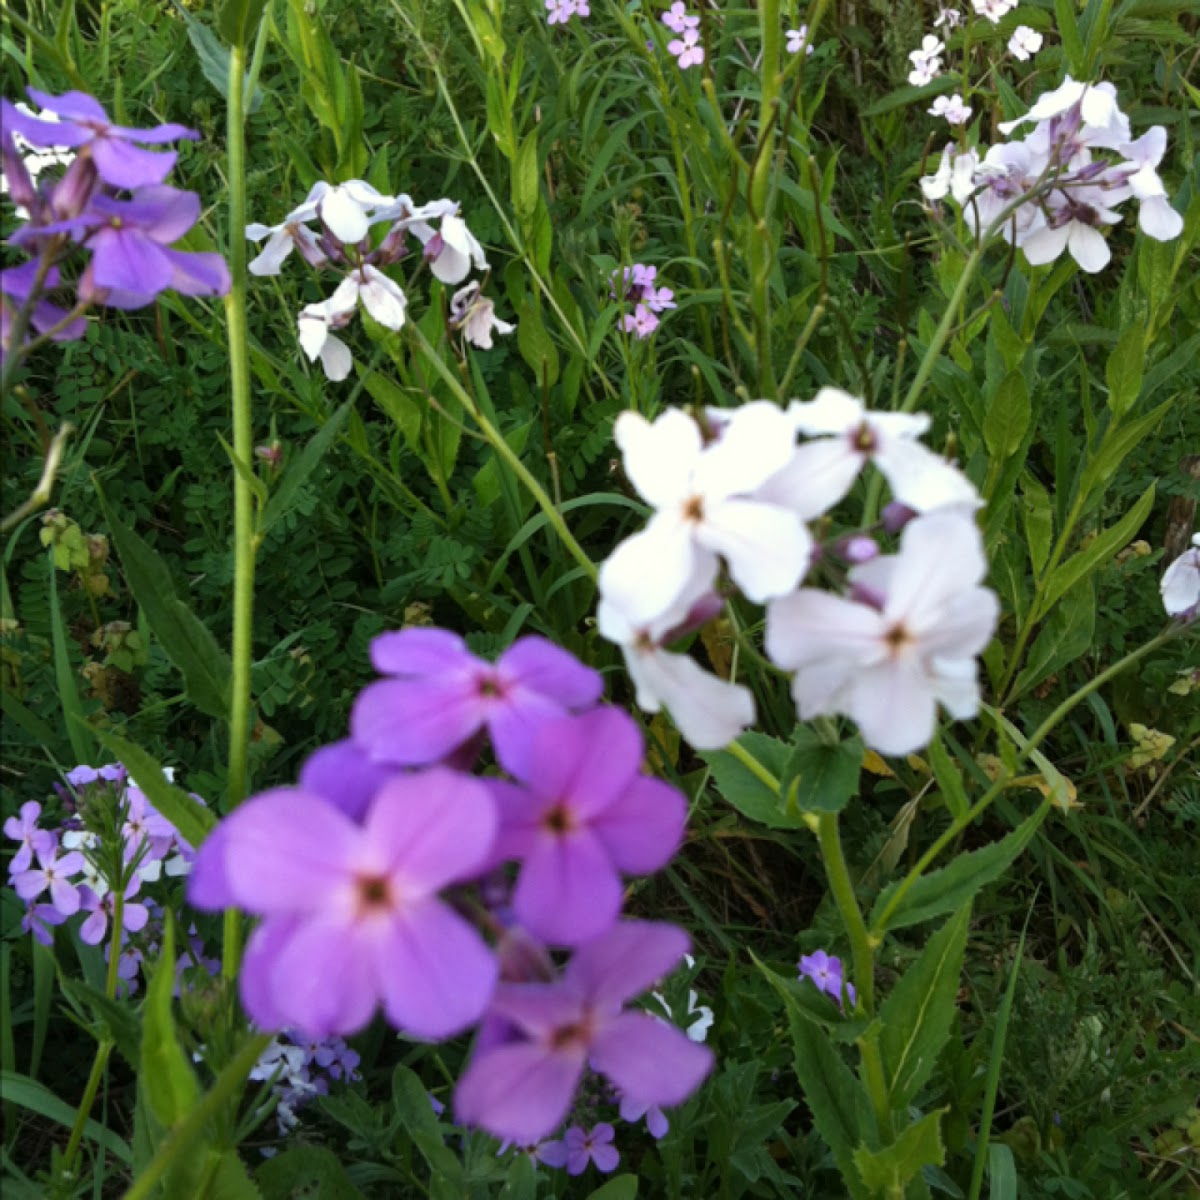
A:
[[245, 180, 512, 381], [921, 77, 1184, 273], [597, 391, 998, 757]]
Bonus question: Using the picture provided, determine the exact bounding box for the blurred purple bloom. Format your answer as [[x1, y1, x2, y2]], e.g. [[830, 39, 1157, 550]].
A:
[[798, 949, 857, 1008], [5, 89, 197, 190], [4, 800, 52, 875], [351, 628, 603, 779], [297, 738, 397, 823], [12, 838, 84, 915], [455, 921, 713, 1144], [488, 708, 686, 945], [565, 1123, 619, 1175], [188, 767, 499, 1039], [0, 261, 87, 346], [619, 1094, 669, 1138], [78, 881, 150, 946], [22, 901, 67, 946]]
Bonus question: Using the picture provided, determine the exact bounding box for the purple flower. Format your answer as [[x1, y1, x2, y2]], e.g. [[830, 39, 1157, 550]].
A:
[[0, 262, 87, 347], [488, 708, 686, 945], [4, 801, 52, 875], [565, 1123, 619, 1175], [351, 628, 603, 779], [78, 881, 150, 946], [622, 304, 660, 339], [798, 949, 857, 1008], [454, 921, 713, 1144], [12, 838, 84, 915], [619, 1094, 669, 1138], [21, 902, 67, 946], [297, 738, 398, 823], [188, 767, 499, 1040], [4, 90, 198, 190]]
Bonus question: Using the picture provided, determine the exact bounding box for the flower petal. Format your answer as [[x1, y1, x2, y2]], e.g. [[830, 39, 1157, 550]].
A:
[[565, 920, 691, 1008], [591, 776, 685, 875], [589, 1011, 713, 1107], [350, 675, 483, 765], [699, 499, 813, 602], [514, 830, 624, 946], [268, 917, 378, 1037], [614, 408, 701, 508], [499, 636, 604, 709]]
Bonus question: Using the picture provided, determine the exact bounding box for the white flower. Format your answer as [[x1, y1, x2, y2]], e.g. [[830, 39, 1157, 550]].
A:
[[652, 955, 714, 1042], [297, 304, 353, 382], [907, 35, 945, 87], [598, 564, 755, 750], [599, 405, 814, 624], [449, 282, 515, 349], [1161, 534, 1200, 619], [933, 7, 963, 28], [1116, 127, 1184, 241], [1007, 25, 1043, 61], [245, 183, 330, 276], [317, 179, 395, 245], [766, 510, 1000, 756], [920, 144, 980, 204], [1019, 184, 1124, 273], [929, 94, 973, 126], [408, 206, 489, 284], [972, 0, 1017, 23], [755, 388, 979, 519], [999, 77, 1130, 152], [327, 263, 408, 330], [786, 26, 814, 56]]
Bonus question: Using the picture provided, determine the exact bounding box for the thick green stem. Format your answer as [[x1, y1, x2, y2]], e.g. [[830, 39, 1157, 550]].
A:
[[57, 1041, 113, 1190], [815, 812, 876, 1014], [118, 1033, 272, 1200], [223, 41, 256, 978], [408, 324, 597, 582]]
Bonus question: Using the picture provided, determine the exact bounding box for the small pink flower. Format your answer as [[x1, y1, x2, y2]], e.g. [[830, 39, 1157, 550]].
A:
[[668, 28, 705, 69], [622, 304, 660, 339]]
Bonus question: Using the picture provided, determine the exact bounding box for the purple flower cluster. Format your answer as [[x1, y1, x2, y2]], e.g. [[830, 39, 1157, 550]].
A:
[[248, 1031, 362, 1135], [188, 626, 713, 1144], [611, 263, 676, 340], [545, 0, 589, 24], [1, 89, 230, 359], [662, 4, 704, 69], [798, 949, 856, 1010]]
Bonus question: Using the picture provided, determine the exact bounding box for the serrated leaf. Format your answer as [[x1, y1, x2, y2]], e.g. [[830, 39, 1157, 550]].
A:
[[1040, 482, 1154, 612], [928, 735, 968, 821], [854, 1109, 947, 1192], [141, 918, 200, 1128], [870, 806, 1047, 933], [170, 1, 264, 111], [878, 907, 970, 1109], [95, 483, 232, 719]]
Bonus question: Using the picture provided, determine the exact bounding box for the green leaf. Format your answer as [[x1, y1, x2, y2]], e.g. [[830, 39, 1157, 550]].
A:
[[261, 398, 354, 534], [1104, 324, 1146, 418], [48, 559, 95, 765], [0, 1071, 132, 1164], [585, 1177, 639, 1200], [854, 1109, 947, 1193], [983, 372, 1030, 461], [1040, 482, 1155, 612], [781, 730, 863, 815], [88, 726, 215, 851], [1016, 578, 1095, 696], [59, 976, 143, 1067], [928, 734, 968, 821], [498, 1155, 537, 1200], [96, 483, 232, 719], [1020, 475, 1053, 577], [702, 733, 809, 829], [1055, 0, 1085, 72], [218, 0, 268, 47], [513, 131, 540, 222], [141, 917, 200, 1129], [784, 1006, 871, 1197], [362, 371, 421, 453], [1078, 399, 1170, 496], [170, 1, 264, 110], [516, 295, 560, 389], [987, 1144, 1018, 1200], [878, 906, 971, 1109], [204, 1149, 263, 1199], [870, 806, 1047, 933], [256, 1145, 365, 1199]]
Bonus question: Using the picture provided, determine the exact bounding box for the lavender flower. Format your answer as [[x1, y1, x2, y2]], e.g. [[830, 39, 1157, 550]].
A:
[[798, 949, 857, 1008], [12, 838, 85, 915], [565, 1123, 620, 1174], [4, 801, 52, 874]]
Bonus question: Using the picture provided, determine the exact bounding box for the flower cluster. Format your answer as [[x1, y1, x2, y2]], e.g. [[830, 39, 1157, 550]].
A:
[[187, 628, 713, 1143], [662, 4, 704, 69], [1, 89, 230, 360], [908, 5, 1041, 101], [249, 1031, 362, 1135], [597, 390, 997, 757], [786, 25, 814, 57], [921, 77, 1184, 272], [545, 0, 589, 25], [1161, 534, 1200, 622], [972, 0, 1017, 22], [246, 181, 511, 380], [611, 263, 676, 339], [5, 764, 198, 968]]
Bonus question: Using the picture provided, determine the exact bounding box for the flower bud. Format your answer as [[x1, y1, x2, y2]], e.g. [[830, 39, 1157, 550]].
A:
[[882, 501, 918, 534]]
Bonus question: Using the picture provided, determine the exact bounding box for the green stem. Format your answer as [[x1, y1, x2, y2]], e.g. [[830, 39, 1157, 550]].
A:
[[723, 738, 782, 795], [815, 812, 876, 1014], [223, 41, 256, 979], [57, 1041, 113, 1189], [407, 324, 597, 582], [118, 1033, 272, 1200], [872, 629, 1180, 934]]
